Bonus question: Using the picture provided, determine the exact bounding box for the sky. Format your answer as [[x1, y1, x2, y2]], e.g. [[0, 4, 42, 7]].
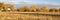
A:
[[0, 0, 60, 8]]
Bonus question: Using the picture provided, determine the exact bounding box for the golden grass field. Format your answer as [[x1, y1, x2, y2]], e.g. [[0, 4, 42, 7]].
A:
[[0, 12, 60, 20]]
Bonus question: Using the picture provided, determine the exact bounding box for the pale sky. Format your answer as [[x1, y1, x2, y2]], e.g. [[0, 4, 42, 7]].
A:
[[0, 0, 60, 8]]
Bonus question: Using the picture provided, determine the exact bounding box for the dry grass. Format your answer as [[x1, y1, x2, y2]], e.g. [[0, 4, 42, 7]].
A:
[[0, 12, 59, 20]]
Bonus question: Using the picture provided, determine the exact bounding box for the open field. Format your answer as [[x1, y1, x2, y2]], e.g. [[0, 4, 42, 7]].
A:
[[0, 12, 60, 20]]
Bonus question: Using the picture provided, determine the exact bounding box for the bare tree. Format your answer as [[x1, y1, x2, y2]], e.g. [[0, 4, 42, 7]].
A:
[[18, 6, 30, 12], [49, 9, 54, 12], [55, 9, 58, 12], [31, 5, 40, 12], [0, 2, 4, 11], [41, 6, 49, 12], [59, 9, 60, 12]]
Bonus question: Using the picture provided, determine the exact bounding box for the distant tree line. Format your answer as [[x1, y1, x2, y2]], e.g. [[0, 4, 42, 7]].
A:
[[0, 2, 60, 12]]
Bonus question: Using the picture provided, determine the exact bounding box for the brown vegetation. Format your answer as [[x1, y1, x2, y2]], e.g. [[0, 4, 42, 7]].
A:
[[0, 2, 59, 12], [0, 2, 60, 20]]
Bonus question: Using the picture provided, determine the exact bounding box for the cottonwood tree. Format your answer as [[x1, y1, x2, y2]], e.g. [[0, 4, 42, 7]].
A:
[[18, 6, 30, 12], [31, 5, 40, 12]]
